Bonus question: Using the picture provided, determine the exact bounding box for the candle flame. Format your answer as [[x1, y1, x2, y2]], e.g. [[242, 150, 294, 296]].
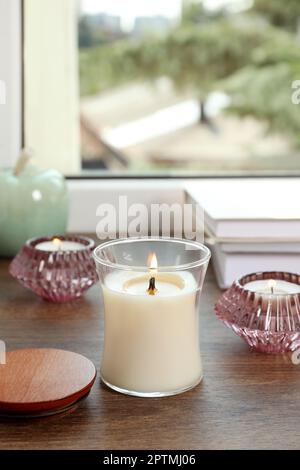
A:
[[52, 237, 62, 247], [148, 252, 158, 273], [268, 279, 276, 294]]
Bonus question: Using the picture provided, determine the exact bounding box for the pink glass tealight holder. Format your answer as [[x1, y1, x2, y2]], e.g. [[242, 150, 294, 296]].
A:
[[9, 235, 97, 303], [215, 271, 300, 354]]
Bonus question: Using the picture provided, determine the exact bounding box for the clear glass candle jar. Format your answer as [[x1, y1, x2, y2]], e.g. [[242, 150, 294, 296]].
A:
[[94, 237, 210, 397]]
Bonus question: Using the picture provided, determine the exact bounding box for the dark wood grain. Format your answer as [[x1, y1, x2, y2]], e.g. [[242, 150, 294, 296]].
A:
[[0, 258, 300, 450]]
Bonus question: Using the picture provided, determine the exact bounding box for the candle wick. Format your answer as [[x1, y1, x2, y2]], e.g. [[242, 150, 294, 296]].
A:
[[271, 285, 274, 295], [147, 277, 157, 296]]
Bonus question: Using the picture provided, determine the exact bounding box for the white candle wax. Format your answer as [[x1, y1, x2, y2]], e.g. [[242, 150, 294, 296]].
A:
[[101, 270, 202, 394], [244, 279, 300, 295], [35, 239, 85, 252]]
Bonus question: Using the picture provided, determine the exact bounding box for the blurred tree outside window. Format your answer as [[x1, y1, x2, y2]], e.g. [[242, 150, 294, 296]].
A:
[[78, 0, 300, 174]]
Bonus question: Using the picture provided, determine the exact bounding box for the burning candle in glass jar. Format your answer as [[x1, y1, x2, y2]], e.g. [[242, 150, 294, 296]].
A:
[[100, 251, 203, 396]]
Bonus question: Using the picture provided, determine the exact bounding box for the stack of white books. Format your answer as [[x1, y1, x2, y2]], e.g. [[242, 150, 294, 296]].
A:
[[185, 179, 300, 289]]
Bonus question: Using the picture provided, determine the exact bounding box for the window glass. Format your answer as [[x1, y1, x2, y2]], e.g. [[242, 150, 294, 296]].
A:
[[77, 0, 300, 174]]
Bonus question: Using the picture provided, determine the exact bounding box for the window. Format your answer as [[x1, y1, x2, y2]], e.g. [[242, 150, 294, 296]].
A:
[[23, 0, 300, 175]]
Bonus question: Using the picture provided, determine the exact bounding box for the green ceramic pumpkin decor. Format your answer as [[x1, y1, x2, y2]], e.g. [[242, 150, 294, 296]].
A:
[[0, 149, 69, 257]]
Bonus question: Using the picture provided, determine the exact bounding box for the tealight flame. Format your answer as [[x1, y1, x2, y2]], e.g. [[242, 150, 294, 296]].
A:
[[52, 238, 62, 248], [148, 252, 158, 273], [268, 279, 276, 294]]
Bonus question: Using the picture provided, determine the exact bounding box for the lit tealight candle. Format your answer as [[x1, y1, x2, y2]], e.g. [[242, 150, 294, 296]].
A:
[[101, 252, 202, 395], [35, 237, 85, 252], [244, 278, 300, 296]]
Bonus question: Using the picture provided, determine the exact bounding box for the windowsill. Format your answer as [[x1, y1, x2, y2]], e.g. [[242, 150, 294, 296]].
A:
[[67, 178, 184, 232], [66, 170, 300, 179], [67, 176, 300, 233]]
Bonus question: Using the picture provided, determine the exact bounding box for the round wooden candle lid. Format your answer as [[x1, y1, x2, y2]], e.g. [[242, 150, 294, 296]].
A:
[[0, 349, 97, 416]]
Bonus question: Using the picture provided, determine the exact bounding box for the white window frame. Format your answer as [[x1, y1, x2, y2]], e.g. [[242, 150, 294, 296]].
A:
[[23, 0, 80, 174], [0, 0, 22, 168]]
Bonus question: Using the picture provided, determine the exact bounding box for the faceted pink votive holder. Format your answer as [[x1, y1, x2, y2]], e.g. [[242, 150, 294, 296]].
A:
[[215, 272, 300, 354], [9, 236, 98, 303]]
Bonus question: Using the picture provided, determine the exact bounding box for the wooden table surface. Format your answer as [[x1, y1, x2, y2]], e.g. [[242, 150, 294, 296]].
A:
[[1, 258, 300, 450]]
